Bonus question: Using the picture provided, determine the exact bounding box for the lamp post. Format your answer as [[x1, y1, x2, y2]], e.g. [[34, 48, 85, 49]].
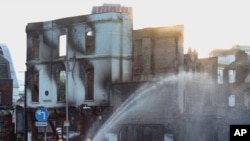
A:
[[65, 37, 69, 141], [24, 71, 28, 141]]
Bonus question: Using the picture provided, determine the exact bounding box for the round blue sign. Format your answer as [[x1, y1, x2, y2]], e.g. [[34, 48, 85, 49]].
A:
[[35, 108, 49, 122]]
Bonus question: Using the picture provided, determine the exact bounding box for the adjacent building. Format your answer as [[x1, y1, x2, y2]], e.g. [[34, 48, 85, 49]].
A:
[[209, 45, 250, 84], [0, 44, 15, 141], [0, 44, 19, 102]]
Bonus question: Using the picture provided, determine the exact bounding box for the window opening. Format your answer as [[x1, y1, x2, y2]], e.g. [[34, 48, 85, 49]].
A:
[[85, 28, 95, 54], [86, 31, 94, 36], [59, 35, 67, 57], [32, 36, 40, 59], [0, 63, 9, 79], [57, 70, 66, 101], [217, 67, 223, 84], [32, 71, 39, 102], [164, 133, 174, 141], [228, 69, 236, 83], [85, 68, 94, 100], [228, 94, 235, 107]]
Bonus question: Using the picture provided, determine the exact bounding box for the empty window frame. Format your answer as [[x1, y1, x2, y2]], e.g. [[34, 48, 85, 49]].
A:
[[85, 28, 95, 54], [59, 35, 67, 57], [32, 36, 40, 59], [85, 68, 94, 100], [228, 94, 235, 107], [32, 71, 39, 102], [0, 63, 9, 79], [228, 69, 236, 83], [217, 67, 224, 84], [57, 70, 66, 101], [132, 40, 143, 81]]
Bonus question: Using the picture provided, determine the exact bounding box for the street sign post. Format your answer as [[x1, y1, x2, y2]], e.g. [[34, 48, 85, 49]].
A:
[[35, 107, 49, 122], [35, 107, 49, 141], [35, 121, 48, 126], [64, 120, 70, 127]]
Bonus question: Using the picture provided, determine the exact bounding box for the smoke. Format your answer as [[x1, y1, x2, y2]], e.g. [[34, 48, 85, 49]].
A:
[[86, 72, 249, 141]]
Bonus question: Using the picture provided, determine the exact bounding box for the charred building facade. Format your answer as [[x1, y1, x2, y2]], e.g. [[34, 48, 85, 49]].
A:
[[24, 4, 250, 141], [132, 26, 184, 81], [25, 5, 133, 141]]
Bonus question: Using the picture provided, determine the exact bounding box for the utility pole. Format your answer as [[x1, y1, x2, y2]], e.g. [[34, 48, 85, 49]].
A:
[[65, 36, 69, 141]]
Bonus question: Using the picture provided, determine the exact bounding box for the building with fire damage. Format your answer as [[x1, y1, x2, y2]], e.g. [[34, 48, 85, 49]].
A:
[[25, 4, 133, 141], [110, 39, 250, 141], [23, 4, 250, 141]]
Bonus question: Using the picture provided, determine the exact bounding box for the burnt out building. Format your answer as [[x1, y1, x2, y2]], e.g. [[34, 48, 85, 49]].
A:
[[132, 25, 184, 81], [109, 26, 220, 141], [25, 4, 133, 141], [109, 41, 250, 141], [24, 4, 250, 141]]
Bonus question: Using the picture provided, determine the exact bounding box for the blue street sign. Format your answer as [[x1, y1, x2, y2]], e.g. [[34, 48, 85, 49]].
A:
[[35, 107, 49, 122]]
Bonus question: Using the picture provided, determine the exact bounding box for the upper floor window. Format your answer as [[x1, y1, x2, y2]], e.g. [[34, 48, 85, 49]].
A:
[[32, 36, 40, 59], [0, 63, 9, 79], [59, 35, 67, 57], [217, 67, 224, 84], [85, 27, 95, 54], [228, 69, 236, 83]]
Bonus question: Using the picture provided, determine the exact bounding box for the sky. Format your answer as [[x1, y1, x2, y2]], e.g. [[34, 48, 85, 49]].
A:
[[1, 0, 250, 83]]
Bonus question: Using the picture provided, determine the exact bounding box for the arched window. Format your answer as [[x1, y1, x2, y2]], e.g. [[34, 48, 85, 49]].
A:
[[85, 26, 95, 54]]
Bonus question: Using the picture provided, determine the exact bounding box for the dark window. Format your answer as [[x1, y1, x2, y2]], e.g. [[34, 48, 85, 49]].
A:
[[32, 71, 39, 102], [85, 68, 94, 100], [32, 37, 39, 59], [0, 63, 9, 79], [57, 70, 66, 101], [132, 40, 143, 81], [142, 127, 153, 141], [85, 28, 95, 54]]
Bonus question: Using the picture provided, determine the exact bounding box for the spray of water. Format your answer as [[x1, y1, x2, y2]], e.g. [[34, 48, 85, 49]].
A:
[[87, 72, 220, 141]]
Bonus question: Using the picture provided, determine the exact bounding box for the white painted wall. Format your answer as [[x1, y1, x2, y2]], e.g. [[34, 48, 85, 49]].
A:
[[26, 12, 133, 108]]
